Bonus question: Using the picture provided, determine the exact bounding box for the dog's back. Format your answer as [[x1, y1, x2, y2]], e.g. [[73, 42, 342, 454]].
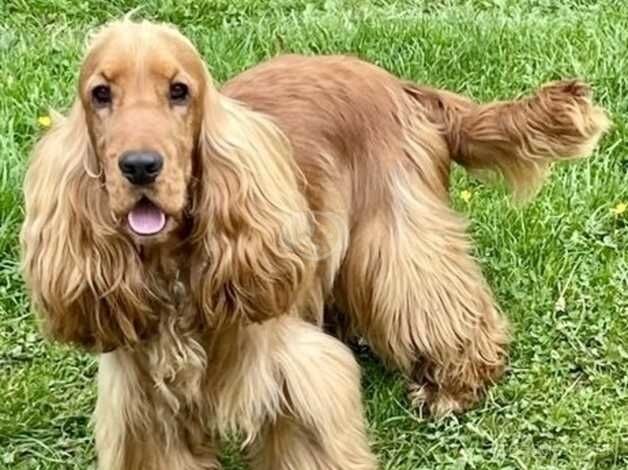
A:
[[222, 54, 453, 223], [224, 54, 609, 203]]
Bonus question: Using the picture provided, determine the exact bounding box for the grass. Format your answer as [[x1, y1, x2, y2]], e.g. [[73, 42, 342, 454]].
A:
[[1, 0, 627, 468]]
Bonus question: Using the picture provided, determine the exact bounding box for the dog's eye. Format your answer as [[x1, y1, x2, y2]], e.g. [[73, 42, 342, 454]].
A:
[[169, 82, 189, 104], [91, 85, 112, 107]]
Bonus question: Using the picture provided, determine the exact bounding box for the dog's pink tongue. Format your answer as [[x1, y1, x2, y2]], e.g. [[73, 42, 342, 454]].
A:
[[128, 199, 166, 235]]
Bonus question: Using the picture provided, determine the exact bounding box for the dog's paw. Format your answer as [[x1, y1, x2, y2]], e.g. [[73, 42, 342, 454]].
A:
[[407, 383, 429, 410], [408, 383, 467, 418]]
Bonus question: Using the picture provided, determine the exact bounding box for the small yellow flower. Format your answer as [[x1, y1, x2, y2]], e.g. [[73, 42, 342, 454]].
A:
[[611, 202, 626, 216], [460, 189, 472, 203], [37, 115, 52, 128]]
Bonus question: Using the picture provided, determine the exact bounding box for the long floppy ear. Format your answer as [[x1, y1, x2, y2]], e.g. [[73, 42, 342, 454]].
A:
[[190, 80, 318, 325], [20, 101, 157, 352]]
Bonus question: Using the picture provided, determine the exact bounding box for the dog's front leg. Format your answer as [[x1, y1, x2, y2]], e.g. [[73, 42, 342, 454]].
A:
[[94, 351, 220, 470], [243, 319, 378, 470]]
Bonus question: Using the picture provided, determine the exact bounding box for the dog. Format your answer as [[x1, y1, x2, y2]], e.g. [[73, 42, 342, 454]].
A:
[[20, 18, 609, 470]]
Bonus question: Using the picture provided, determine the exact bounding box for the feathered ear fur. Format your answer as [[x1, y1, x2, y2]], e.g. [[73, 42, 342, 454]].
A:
[[190, 78, 317, 325], [20, 101, 157, 352]]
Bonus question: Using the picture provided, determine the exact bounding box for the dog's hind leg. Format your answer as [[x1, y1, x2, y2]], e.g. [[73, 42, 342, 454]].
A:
[[337, 165, 509, 417], [341, 78, 607, 416]]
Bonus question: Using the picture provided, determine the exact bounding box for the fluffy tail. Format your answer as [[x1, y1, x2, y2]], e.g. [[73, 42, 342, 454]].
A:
[[407, 80, 611, 199]]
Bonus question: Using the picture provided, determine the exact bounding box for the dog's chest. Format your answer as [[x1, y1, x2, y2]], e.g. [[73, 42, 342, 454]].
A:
[[140, 272, 267, 435], [140, 274, 208, 403]]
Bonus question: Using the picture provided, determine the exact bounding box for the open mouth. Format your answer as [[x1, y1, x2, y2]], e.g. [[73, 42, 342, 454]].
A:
[[128, 197, 167, 236]]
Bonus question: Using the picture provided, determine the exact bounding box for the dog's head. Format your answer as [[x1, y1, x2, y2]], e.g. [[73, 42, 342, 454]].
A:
[[78, 21, 209, 242], [21, 19, 317, 351]]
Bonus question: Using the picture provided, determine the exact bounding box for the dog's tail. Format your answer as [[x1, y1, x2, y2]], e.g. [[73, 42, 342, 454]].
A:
[[408, 80, 610, 199]]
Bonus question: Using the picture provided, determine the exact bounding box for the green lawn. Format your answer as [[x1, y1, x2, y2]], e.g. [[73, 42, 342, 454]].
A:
[[1, 1, 627, 468]]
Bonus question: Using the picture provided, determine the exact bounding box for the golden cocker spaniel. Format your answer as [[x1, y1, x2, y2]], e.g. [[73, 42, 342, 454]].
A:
[[21, 18, 608, 470]]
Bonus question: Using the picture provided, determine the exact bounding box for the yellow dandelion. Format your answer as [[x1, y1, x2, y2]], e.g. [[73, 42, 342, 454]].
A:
[[610, 202, 626, 216], [460, 189, 472, 203], [37, 115, 52, 128]]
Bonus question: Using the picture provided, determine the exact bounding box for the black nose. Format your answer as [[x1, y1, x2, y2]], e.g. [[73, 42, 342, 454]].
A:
[[118, 151, 164, 185]]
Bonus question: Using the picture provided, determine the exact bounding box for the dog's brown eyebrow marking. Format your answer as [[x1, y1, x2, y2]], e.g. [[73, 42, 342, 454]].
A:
[[99, 71, 113, 82], [95, 65, 121, 83], [168, 70, 178, 81]]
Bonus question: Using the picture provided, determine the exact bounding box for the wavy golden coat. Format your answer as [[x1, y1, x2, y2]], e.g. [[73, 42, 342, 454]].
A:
[[21, 18, 608, 470]]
